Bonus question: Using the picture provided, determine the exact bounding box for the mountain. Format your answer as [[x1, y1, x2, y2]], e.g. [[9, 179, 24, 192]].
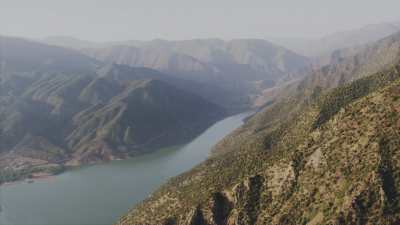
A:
[[270, 22, 400, 57], [117, 33, 400, 224], [0, 36, 226, 183], [43, 37, 311, 111]]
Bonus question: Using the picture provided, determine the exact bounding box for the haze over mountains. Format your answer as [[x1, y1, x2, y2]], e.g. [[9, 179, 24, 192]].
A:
[[43, 37, 311, 112], [270, 21, 400, 57], [43, 21, 400, 61]]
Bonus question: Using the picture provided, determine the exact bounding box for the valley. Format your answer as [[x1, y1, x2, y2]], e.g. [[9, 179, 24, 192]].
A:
[[1, 5, 400, 225]]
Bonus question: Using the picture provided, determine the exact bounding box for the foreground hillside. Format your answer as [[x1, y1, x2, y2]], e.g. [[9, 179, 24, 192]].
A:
[[118, 58, 400, 224], [0, 37, 225, 183]]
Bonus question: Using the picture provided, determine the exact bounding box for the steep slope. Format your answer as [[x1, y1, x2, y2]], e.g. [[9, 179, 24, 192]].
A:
[[0, 37, 226, 183], [117, 60, 400, 224], [270, 21, 400, 57]]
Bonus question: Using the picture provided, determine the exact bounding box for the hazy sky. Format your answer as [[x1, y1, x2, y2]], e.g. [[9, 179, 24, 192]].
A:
[[1, 0, 400, 42]]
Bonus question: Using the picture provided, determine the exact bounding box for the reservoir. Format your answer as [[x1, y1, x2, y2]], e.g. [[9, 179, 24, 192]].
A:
[[0, 112, 250, 225]]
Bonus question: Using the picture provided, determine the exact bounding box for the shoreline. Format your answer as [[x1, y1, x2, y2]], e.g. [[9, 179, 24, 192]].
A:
[[1, 172, 55, 187], [0, 144, 185, 187]]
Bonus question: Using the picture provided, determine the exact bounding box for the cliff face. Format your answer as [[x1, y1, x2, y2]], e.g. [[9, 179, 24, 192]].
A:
[[117, 63, 400, 225]]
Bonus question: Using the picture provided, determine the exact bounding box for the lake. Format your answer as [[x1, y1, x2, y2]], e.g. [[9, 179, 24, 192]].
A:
[[0, 112, 250, 225]]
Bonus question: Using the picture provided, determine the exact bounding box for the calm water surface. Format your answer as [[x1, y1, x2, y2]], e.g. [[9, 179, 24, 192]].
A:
[[0, 112, 251, 225]]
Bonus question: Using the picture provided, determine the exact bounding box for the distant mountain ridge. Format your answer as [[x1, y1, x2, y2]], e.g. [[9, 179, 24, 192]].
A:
[[43, 37, 311, 111], [255, 30, 400, 107], [270, 21, 400, 57]]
